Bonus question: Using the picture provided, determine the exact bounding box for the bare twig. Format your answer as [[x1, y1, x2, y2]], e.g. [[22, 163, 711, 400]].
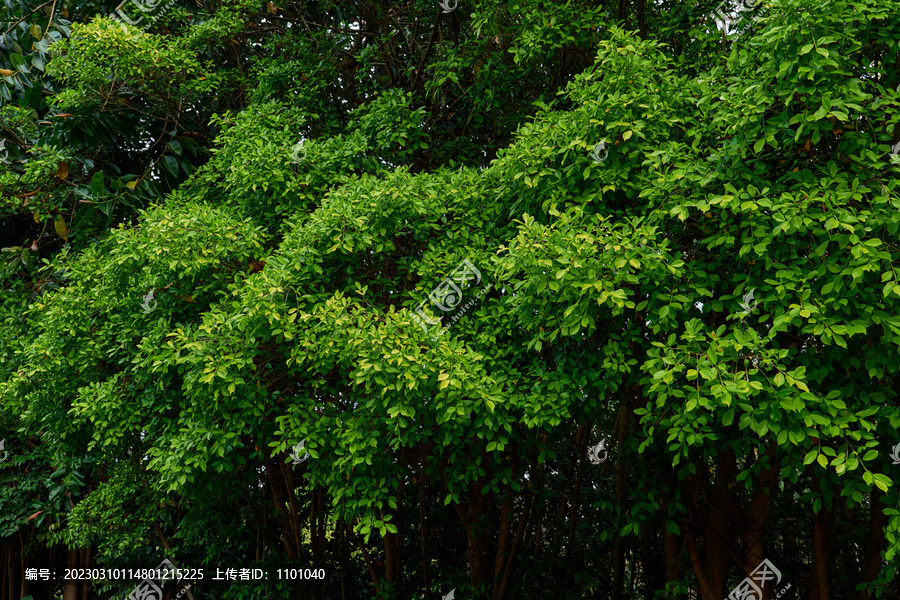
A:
[[2, 1, 54, 35]]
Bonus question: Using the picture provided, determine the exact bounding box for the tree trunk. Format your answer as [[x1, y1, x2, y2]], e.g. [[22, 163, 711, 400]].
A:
[[264, 452, 302, 561], [686, 452, 735, 600], [62, 545, 80, 600], [705, 452, 736, 599], [384, 529, 401, 586], [454, 466, 494, 588], [609, 404, 630, 600], [741, 442, 779, 600], [495, 484, 532, 600], [856, 487, 887, 599]]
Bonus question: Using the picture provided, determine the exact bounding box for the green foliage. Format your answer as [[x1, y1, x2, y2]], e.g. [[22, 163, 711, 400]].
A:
[[3, 0, 900, 598], [47, 18, 216, 112]]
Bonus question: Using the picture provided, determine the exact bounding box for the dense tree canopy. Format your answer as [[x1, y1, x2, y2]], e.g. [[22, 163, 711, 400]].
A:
[[2, 0, 900, 598]]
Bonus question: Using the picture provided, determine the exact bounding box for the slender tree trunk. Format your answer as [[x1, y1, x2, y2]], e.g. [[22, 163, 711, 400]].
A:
[[152, 523, 196, 600], [453, 465, 494, 588], [79, 546, 91, 599], [3, 535, 17, 600], [705, 452, 736, 599], [807, 493, 833, 600], [264, 453, 302, 561], [686, 522, 718, 600], [355, 531, 382, 595], [856, 488, 887, 600], [384, 528, 401, 586], [62, 544, 80, 600], [419, 471, 431, 596], [664, 522, 685, 596], [685, 453, 734, 600], [546, 491, 569, 582], [555, 423, 588, 599], [641, 520, 666, 599], [491, 496, 513, 598], [637, 0, 647, 38], [659, 492, 686, 595], [742, 442, 779, 600], [612, 407, 630, 600], [496, 489, 532, 600], [340, 523, 348, 600]]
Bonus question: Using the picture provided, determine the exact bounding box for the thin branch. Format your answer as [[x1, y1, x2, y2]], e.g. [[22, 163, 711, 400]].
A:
[[42, 0, 57, 39], [2, 1, 54, 35]]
